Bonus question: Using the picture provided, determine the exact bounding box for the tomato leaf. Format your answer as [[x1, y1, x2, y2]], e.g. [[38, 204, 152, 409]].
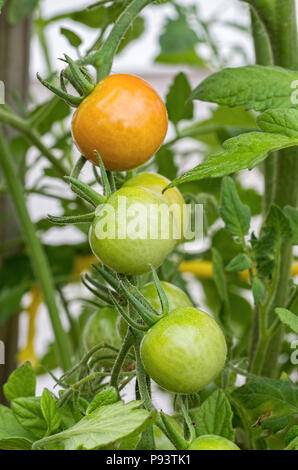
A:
[[0, 405, 34, 450], [166, 131, 298, 188], [3, 362, 36, 402], [275, 308, 298, 334], [60, 27, 82, 48], [7, 0, 38, 25], [252, 278, 265, 305], [231, 377, 298, 426], [190, 390, 235, 441], [220, 177, 251, 240], [264, 204, 292, 242], [166, 72, 193, 125], [86, 387, 118, 415], [11, 397, 47, 440], [33, 401, 154, 450], [41, 389, 61, 435], [284, 206, 298, 245], [155, 10, 204, 67], [190, 65, 298, 111], [155, 147, 177, 181], [226, 253, 252, 272]]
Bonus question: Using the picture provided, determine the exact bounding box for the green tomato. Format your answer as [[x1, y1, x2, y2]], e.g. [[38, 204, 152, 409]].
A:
[[140, 307, 227, 394], [117, 281, 193, 339], [83, 307, 120, 367], [188, 435, 240, 450], [123, 172, 188, 242], [89, 186, 177, 275]]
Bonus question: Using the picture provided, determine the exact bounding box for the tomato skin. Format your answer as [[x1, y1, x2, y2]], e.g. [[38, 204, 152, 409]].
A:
[[188, 435, 239, 450], [89, 186, 177, 275], [140, 307, 227, 394], [71, 74, 168, 171], [117, 281, 193, 338], [83, 307, 120, 366], [123, 172, 188, 242]]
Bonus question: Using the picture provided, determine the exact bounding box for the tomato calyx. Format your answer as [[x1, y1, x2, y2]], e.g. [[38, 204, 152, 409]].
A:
[[37, 55, 96, 108]]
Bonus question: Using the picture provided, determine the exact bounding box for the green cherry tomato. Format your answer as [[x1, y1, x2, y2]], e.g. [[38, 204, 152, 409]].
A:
[[140, 307, 227, 394], [83, 307, 120, 367], [117, 281, 193, 339], [123, 172, 188, 243], [89, 186, 177, 275], [188, 435, 240, 450]]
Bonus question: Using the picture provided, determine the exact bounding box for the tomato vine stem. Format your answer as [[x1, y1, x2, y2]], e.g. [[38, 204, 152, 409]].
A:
[[0, 128, 73, 371]]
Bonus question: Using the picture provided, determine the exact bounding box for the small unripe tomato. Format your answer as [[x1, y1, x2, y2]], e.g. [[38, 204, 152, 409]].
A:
[[71, 74, 168, 171], [123, 172, 188, 242], [117, 281, 193, 339], [82, 307, 120, 367], [140, 307, 227, 394], [89, 186, 177, 275], [188, 435, 240, 450]]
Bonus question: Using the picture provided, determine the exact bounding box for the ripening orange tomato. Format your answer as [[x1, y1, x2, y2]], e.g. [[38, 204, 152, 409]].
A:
[[71, 74, 168, 171]]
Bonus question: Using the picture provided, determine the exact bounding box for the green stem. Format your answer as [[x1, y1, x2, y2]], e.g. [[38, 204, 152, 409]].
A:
[[0, 128, 72, 371], [110, 330, 133, 392], [94, 0, 154, 81], [262, 0, 298, 377], [0, 107, 68, 177]]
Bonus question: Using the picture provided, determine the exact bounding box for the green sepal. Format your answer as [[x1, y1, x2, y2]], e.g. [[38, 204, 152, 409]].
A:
[[150, 265, 169, 316], [47, 212, 95, 225], [95, 151, 111, 198], [109, 291, 149, 332], [63, 55, 95, 97], [36, 73, 83, 107], [119, 281, 160, 327], [159, 412, 188, 450], [64, 176, 106, 207]]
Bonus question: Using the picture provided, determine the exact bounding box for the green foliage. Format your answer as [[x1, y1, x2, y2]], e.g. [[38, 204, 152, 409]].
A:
[[220, 177, 251, 241], [190, 65, 298, 110], [60, 28, 82, 48], [33, 401, 153, 450], [3, 362, 36, 402], [166, 72, 193, 124], [275, 308, 298, 334], [0, 406, 34, 450], [190, 390, 235, 441]]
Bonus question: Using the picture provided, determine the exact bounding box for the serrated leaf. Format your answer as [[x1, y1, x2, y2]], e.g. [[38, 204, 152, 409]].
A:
[[285, 425, 298, 446], [4, 362, 36, 402], [167, 131, 298, 188], [60, 27, 82, 48], [275, 308, 298, 334], [226, 253, 252, 272], [285, 436, 298, 450], [7, 0, 38, 24], [190, 65, 298, 111], [212, 248, 227, 302], [265, 204, 292, 242], [11, 397, 47, 439], [86, 387, 118, 415], [0, 405, 34, 450], [166, 72, 193, 125], [231, 377, 298, 426], [220, 177, 251, 240], [155, 11, 204, 67], [33, 401, 153, 450], [284, 206, 298, 244], [190, 390, 235, 440], [252, 278, 265, 304], [257, 108, 298, 137], [41, 389, 61, 435]]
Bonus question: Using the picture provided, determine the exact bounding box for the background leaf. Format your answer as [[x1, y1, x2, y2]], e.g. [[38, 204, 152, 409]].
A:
[[166, 72, 193, 125], [190, 390, 235, 440], [4, 362, 36, 402], [275, 308, 298, 334], [7, 0, 39, 25]]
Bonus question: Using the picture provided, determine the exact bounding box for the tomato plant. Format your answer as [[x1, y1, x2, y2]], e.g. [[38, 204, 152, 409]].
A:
[[72, 74, 168, 171], [0, 0, 298, 454]]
